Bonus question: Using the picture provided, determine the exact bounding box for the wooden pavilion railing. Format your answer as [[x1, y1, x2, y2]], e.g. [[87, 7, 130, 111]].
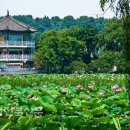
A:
[[0, 41, 35, 48]]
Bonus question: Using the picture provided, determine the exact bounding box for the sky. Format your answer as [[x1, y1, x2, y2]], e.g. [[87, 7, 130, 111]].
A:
[[1, 0, 115, 18]]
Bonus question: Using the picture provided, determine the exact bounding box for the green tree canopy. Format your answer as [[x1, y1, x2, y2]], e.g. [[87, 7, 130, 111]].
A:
[[33, 29, 86, 73], [76, 26, 97, 63], [62, 15, 76, 28], [87, 51, 125, 73], [98, 18, 124, 52]]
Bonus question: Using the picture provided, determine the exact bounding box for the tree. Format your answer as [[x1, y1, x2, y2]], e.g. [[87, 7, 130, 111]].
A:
[[76, 26, 97, 63], [76, 16, 90, 27], [33, 29, 86, 73], [65, 61, 86, 74], [87, 51, 125, 73], [35, 17, 45, 32], [42, 16, 52, 29], [100, 0, 130, 103], [98, 18, 124, 52], [51, 16, 62, 29], [62, 15, 76, 28]]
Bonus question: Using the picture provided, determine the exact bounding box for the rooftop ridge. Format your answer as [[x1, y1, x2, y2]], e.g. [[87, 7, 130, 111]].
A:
[[0, 14, 37, 32], [10, 16, 37, 31]]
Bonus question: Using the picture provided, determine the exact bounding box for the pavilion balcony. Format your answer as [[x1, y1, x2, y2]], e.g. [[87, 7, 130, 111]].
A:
[[0, 41, 35, 48], [0, 54, 33, 61]]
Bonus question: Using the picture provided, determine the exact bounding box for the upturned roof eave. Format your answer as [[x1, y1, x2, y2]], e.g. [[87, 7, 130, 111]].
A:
[[0, 29, 37, 32]]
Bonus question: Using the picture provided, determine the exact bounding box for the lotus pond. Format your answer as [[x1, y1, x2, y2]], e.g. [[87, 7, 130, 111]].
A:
[[0, 74, 129, 130]]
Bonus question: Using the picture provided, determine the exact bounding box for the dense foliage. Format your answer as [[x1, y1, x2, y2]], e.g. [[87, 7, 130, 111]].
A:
[[9, 15, 107, 41], [34, 18, 125, 73], [0, 74, 129, 130], [33, 28, 88, 73], [11, 15, 107, 31]]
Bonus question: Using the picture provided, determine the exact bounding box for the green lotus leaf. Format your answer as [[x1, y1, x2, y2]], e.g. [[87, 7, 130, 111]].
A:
[[79, 92, 88, 99], [92, 107, 108, 116], [94, 116, 111, 124], [0, 85, 11, 90], [0, 119, 11, 129], [42, 102, 57, 112], [41, 95, 53, 103], [71, 98, 81, 107]]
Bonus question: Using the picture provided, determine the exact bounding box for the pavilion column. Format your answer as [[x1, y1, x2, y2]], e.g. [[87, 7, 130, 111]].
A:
[[22, 49, 23, 60]]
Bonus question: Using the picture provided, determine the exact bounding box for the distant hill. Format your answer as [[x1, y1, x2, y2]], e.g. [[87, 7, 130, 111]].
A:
[[0, 15, 108, 40], [12, 15, 108, 31]]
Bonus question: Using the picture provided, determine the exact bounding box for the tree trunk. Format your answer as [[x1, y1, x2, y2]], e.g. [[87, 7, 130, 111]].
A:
[[123, 16, 130, 104]]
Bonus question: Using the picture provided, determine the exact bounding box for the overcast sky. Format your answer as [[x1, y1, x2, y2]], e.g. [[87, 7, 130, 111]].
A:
[[1, 0, 114, 18]]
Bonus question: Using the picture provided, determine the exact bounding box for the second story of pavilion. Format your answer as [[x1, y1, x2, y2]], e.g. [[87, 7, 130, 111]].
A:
[[0, 11, 37, 48]]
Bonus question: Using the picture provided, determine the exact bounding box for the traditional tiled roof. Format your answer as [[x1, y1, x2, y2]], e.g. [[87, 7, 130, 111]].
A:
[[0, 13, 37, 32]]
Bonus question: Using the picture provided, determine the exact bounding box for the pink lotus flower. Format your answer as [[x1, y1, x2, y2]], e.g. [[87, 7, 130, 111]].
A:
[[125, 115, 129, 119], [26, 94, 32, 98], [111, 85, 123, 92], [11, 107, 16, 111], [88, 84, 94, 89], [62, 89, 68, 94], [43, 85, 48, 88], [87, 96, 91, 100], [116, 88, 122, 92], [76, 84, 82, 89], [99, 92, 104, 96], [111, 85, 119, 91]]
